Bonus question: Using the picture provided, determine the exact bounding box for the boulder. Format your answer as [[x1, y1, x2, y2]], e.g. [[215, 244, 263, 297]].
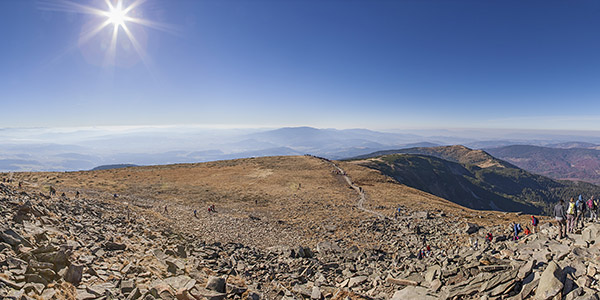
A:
[[64, 263, 84, 285], [311, 286, 322, 300], [348, 276, 367, 288], [104, 241, 126, 251], [206, 276, 226, 293], [391, 286, 437, 300], [535, 261, 564, 300], [465, 223, 479, 234]]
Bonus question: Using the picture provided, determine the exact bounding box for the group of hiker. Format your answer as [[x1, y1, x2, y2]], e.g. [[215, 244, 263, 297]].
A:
[[554, 195, 598, 239], [511, 215, 538, 241]]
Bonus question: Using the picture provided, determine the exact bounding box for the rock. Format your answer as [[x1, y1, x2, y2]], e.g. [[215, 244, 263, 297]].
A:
[[311, 286, 322, 300], [517, 259, 536, 280], [465, 223, 479, 234], [430, 279, 442, 292], [587, 265, 597, 277], [576, 275, 593, 288], [164, 275, 196, 291], [316, 241, 341, 253], [190, 287, 226, 300], [126, 287, 142, 300], [77, 289, 98, 300], [535, 261, 564, 300], [413, 211, 429, 219], [104, 241, 126, 251], [64, 263, 84, 285], [121, 279, 135, 294], [424, 265, 441, 283], [386, 277, 419, 286], [391, 286, 437, 300], [206, 276, 226, 293], [348, 276, 367, 288]]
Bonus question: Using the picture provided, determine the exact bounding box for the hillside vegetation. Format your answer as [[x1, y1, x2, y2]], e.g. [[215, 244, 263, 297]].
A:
[[486, 145, 600, 185], [349, 146, 600, 215]]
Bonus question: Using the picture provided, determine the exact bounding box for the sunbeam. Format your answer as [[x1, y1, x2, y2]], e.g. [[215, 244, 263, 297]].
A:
[[39, 0, 172, 70]]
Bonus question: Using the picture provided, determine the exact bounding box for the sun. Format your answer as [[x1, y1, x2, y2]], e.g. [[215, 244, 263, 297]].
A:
[[106, 1, 127, 28], [39, 0, 176, 69]]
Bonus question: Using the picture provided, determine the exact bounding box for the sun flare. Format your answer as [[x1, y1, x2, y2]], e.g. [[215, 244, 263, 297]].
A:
[[39, 0, 176, 69], [106, 1, 127, 28]]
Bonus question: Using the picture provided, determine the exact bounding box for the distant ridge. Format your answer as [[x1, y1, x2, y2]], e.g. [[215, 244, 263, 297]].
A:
[[486, 145, 600, 185], [348, 145, 600, 214], [91, 164, 138, 171], [347, 145, 514, 169]]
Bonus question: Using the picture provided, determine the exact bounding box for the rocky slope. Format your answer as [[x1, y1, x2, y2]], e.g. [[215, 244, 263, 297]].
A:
[[3, 160, 600, 299]]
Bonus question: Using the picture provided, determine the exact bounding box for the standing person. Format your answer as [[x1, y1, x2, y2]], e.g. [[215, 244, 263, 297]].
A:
[[588, 196, 597, 222], [531, 215, 539, 234], [555, 199, 567, 239], [566, 198, 576, 234], [596, 196, 600, 223], [576, 195, 586, 229]]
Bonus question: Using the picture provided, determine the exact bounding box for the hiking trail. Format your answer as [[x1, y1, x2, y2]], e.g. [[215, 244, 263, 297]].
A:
[[317, 157, 388, 219]]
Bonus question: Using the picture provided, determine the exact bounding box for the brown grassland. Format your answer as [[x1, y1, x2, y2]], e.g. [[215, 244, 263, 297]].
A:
[[10, 155, 535, 250]]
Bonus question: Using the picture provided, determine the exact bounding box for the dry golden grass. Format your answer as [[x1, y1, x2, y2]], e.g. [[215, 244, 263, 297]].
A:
[[11, 155, 539, 249]]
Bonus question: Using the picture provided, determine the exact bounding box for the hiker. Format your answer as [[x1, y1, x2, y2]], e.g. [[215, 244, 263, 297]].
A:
[[194, 209, 197, 218], [588, 196, 597, 222], [211, 204, 215, 212], [512, 223, 522, 241], [576, 195, 586, 229], [567, 197, 576, 233], [75, 191, 80, 198], [531, 215, 539, 234], [164, 205, 168, 214], [486, 232, 493, 243], [596, 196, 600, 223], [49, 186, 56, 196], [555, 199, 568, 238]]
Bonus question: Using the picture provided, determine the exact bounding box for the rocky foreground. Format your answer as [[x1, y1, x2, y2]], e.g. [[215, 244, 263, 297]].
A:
[[2, 182, 600, 300]]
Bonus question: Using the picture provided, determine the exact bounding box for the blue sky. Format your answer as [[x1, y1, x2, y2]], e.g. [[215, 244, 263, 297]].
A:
[[1, 0, 600, 130]]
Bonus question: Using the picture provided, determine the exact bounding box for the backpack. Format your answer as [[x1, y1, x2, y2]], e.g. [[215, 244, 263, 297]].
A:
[[577, 200, 585, 212], [567, 202, 576, 215], [531, 216, 538, 226], [588, 198, 594, 209]]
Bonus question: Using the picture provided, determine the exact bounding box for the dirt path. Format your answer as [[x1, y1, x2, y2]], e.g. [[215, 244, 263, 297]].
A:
[[318, 157, 388, 219]]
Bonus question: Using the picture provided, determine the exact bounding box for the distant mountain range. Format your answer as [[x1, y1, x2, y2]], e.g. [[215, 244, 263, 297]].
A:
[[486, 145, 600, 185], [1, 126, 600, 173], [90, 164, 139, 171], [348, 145, 600, 214]]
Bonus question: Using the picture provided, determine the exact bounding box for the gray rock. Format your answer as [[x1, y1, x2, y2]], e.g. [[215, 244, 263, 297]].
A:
[[391, 286, 437, 300], [206, 276, 226, 293], [517, 259, 535, 280], [424, 265, 441, 284], [104, 241, 126, 251], [535, 261, 564, 300], [121, 279, 135, 294], [311, 286, 322, 300], [465, 223, 479, 234], [65, 263, 84, 285], [348, 276, 367, 288]]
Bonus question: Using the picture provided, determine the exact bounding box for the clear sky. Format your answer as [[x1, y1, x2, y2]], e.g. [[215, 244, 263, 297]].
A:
[[2, 0, 600, 131]]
